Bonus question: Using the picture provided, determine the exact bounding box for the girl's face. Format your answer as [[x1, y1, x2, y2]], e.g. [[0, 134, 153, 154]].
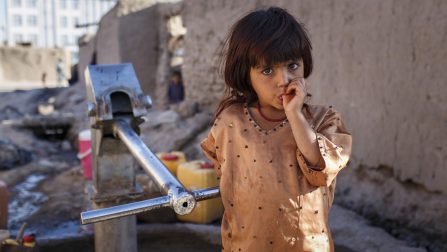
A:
[[249, 59, 304, 110]]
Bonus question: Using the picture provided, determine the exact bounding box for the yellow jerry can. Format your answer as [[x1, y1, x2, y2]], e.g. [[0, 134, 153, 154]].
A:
[[156, 151, 186, 176], [176, 160, 223, 224]]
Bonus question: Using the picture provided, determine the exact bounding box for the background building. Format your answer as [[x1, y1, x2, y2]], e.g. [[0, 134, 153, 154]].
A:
[[0, 0, 118, 63]]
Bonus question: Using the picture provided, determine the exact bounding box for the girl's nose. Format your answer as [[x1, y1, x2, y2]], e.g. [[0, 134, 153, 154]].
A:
[[276, 67, 292, 88]]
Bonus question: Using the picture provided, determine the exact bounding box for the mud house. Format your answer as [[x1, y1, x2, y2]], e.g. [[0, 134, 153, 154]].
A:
[[0, 46, 70, 90], [78, 0, 183, 107]]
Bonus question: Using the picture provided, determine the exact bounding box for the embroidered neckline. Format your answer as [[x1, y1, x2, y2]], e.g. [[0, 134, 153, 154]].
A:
[[243, 104, 289, 135]]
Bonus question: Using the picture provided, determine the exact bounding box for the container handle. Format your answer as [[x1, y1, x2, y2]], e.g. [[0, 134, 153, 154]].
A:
[[77, 148, 92, 159]]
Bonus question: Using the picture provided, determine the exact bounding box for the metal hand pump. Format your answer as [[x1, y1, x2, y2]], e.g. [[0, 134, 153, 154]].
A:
[[81, 118, 220, 224], [81, 63, 220, 252]]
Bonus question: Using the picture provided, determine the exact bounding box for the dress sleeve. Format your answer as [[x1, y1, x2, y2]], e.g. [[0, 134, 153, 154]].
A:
[[200, 129, 221, 178], [296, 108, 352, 187]]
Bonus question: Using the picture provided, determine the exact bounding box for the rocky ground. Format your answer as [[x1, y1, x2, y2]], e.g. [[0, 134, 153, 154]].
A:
[[0, 84, 430, 251]]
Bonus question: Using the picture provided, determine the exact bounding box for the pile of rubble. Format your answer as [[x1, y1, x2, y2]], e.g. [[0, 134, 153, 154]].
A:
[[0, 86, 86, 235]]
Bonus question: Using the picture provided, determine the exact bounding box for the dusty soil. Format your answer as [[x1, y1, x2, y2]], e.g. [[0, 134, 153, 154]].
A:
[[1, 149, 85, 236]]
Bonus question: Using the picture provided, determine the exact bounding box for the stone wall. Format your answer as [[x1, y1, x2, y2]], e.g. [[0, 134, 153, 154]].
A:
[[181, 0, 447, 239]]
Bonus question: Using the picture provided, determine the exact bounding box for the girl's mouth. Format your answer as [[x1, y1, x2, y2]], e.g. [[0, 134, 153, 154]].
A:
[[278, 93, 293, 101]]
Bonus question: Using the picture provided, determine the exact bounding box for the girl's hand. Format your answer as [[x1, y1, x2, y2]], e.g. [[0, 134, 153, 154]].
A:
[[282, 77, 308, 114]]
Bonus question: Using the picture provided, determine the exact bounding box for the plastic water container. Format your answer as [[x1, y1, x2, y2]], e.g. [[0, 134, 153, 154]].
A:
[[176, 160, 223, 224], [156, 151, 186, 176], [78, 129, 92, 180]]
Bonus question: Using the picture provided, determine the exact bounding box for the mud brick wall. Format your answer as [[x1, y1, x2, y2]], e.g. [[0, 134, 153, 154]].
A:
[[78, 2, 182, 108]]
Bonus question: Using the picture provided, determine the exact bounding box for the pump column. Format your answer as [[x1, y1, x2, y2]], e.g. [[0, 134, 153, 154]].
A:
[[84, 64, 151, 252]]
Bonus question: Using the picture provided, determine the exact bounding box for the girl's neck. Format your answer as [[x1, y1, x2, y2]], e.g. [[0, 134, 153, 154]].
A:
[[248, 102, 286, 130], [257, 103, 287, 122]]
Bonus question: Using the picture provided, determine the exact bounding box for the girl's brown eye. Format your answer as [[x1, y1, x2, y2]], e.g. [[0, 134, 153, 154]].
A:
[[262, 68, 273, 75], [289, 63, 299, 70]]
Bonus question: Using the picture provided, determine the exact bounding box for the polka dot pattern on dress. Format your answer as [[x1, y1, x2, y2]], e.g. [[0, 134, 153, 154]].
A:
[[199, 103, 350, 251]]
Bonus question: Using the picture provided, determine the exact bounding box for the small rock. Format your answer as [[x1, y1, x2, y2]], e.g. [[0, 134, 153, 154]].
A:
[[61, 140, 72, 151], [0, 139, 32, 170], [157, 110, 180, 124], [0, 105, 23, 120], [170, 100, 200, 118], [37, 159, 56, 167], [38, 103, 55, 115], [144, 110, 180, 128]]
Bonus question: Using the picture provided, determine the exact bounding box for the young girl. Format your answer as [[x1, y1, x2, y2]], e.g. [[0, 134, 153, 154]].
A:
[[201, 7, 352, 252]]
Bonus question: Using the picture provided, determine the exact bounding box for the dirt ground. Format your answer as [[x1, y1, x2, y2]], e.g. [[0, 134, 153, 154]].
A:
[[0, 146, 85, 236]]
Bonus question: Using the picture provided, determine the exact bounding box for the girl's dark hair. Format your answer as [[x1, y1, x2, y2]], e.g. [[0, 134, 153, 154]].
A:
[[215, 7, 313, 118]]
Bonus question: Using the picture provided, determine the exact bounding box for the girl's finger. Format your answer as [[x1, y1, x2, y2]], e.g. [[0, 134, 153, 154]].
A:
[[286, 82, 306, 96], [297, 78, 308, 95], [285, 83, 299, 96], [289, 78, 305, 91]]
